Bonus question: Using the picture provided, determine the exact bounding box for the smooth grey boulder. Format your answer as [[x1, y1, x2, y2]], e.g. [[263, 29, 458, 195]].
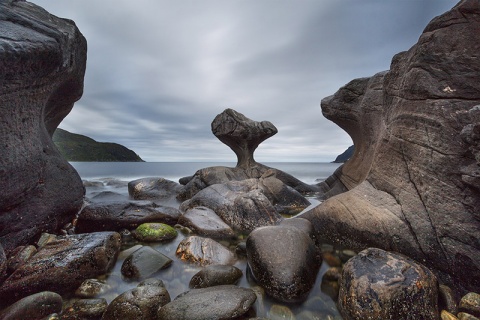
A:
[[0, 291, 62, 320], [128, 177, 183, 202], [338, 248, 439, 320], [0, 232, 121, 305], [176, 236, 236, 266], [180, 178, 283, 233], [121, 246, 172, 280], [76, 201, 181, 233], [103, 278, 171, 320], [157, 285, 256, 320], [303, 0, 480, 294], [189, 265, 243, 289], [246, 225, 321, 302], [178, 206, 235, 240], [0, 0, 86, 254]]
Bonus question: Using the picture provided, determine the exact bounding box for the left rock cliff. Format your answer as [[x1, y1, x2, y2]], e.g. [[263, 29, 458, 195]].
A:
[[0, 1, 86, 253]]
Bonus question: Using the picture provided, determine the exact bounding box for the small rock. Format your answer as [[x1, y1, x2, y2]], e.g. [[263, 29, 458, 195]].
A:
[[458, 313, 480, 320], [0, 291, 62, 319], [176, 236, 236, 266], [439, 284, 458, 315], [128, 177, 183, 201], [157, 285, 256, 320], [75, 279, 112, 298], [189, 265, 243, 288], [441, 310, 460, 320], [460, 292, 480, 317], [268, 304, 295, 320], [7, 245, 37, 273], [103, 278, 171, 320], [62, 298, 108, 320], [178, 206, 236, 240], [338, 249, 356, 263], [121, 246, 172, 280], [132, 222, 177, 242], [118, 244, 143, 260], [321, 267, 342, 300], [322, 251, 342, 267], [36, 233, 57, 249]]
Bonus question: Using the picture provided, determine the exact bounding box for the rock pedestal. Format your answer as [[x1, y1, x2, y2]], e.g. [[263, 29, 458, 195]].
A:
[[0, 1, 87, 253], [304, 0, 480, 294]]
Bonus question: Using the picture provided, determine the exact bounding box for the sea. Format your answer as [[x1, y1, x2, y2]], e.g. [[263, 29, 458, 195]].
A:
[[69, 161, 344, 318]]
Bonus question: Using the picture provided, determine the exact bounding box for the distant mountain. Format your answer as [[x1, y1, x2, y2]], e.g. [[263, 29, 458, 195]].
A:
[[333, 145, 354, 163], [53, 128, 144, 162]]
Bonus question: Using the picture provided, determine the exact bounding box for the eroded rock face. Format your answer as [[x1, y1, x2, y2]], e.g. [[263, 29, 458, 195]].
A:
[[0, 1, 86, 253], [304, 0, 480, 293], [338, 248, 439, 320]]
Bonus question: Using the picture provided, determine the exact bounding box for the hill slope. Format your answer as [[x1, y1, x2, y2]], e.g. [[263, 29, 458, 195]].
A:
[[333, 145, 354, 163], [53, 128, 144, 162]]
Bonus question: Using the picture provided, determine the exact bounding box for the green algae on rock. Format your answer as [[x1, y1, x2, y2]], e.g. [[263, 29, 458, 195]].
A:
[[132, 223, 177, 242]]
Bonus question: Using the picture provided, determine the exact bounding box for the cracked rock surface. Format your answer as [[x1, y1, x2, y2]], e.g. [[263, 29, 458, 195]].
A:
[[303, 0, 480, 294]]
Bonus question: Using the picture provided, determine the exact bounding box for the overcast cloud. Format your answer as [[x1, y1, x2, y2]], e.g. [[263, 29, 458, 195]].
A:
[[34, 0, 458, 162]]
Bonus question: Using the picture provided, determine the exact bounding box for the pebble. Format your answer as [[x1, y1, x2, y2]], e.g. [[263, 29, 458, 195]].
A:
[[61, 298, 108, 320], [269, 304, 295, 320], [458, 312, 480, 320], [460, 292, 480, 317], [439, 284, 458, 314], [441, 310, 459, 320], [75, 279, 112, 298]]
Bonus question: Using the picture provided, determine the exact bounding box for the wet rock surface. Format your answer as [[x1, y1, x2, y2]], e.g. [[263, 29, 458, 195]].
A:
[[178, 206, 236, 240], [121, 246, 172, 280], [338, 248, 439, 320], [246, 225, 321, 302], [128, 177, 183, 201], [304, 0, 480, 294], [77, 201, 181, 232], [189, 265, 243, 289], [103, 278, 171, 320], [176, 236, 236, 266], [0, 232, 121, 305], [0, 291, 62, 320], [132, 223, 178, 242], [460, 292, 480, 318], [75, 279, 112, 298], [0, 0, 86, 254], [157, 285, 256, 320], [62, 298, 108, 320]]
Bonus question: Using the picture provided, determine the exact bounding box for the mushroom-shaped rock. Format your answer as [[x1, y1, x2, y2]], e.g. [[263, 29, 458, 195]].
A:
[[212, 109, 277, 169], [0, 0, 87, 253]]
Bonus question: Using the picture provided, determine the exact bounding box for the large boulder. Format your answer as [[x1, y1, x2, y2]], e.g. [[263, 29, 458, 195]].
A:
[[338, 248, 439, 320], [0, 1, 86, 253], [304, 0, 480, 293], [0, 232, 120, 305]]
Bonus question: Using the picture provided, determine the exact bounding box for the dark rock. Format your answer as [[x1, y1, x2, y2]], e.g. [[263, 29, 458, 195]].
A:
[[62, 298, 108, 320], [303, 0, 480, 294], [90, 191, 126, 203], [157, 285, 256, 320], [131, 223, 177, 242], [0, 232, 120, 305], [103, 278, 170, 320], [0, 0, 86, 254], [0, 243, 6, 284], [460, 292, 480, 317], [0, 291, 62, 320], [7, 245, 37, 273], [128, 177, 183, 201], [76, 201, 181, 233], [75, 279, 112, 298], [176, 236, 236, 266], [178, 206, 236, 240], [212, 108, 277, 169], [121, 246, 172, 280], [180, 178, 283, 233], [338, 248, 439, 320], [439, 284, 459, 315], [189, 265, 243, 289], [246, 225, 321, 302], [53, 128, 144, 162], [458, 312, 480, 320], [321, 267, 342, 300]]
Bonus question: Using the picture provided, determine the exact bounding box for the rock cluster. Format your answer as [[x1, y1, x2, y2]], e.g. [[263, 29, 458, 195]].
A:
[[304, 0, 480, 294], [0, 0, 86, 254]]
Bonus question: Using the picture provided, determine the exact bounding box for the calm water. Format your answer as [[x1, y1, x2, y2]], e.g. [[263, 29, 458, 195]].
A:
[[70, 161, 344, 319]]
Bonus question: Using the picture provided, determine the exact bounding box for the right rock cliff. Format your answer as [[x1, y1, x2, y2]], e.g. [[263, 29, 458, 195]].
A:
[[304, 0, 480, 294]]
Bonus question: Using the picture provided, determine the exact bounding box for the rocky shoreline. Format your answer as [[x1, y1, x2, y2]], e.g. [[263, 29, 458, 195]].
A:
[[1, 0, 479, 319]]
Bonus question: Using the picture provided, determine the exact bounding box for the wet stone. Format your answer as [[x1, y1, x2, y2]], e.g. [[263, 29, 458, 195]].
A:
[[460, 292, 480, 317], [103, 278, 171, 320], [132, 222, 178, 242], [128, 177, 183, 201], [441, 310, 460, 320], [178, 206, 236, 240], [62, 298, 108, 320], [157, 285, 256, 320], [75, 279, 112, 298], [189, 265, 243, 288], [439, 284, 459, 315], [0, 291, 62, 320], [121, 246, 172, 280], [7, 245, 37, 273], [176, 236, 236, 266], [458, 313, 480, 320], [268, 304, 295, 320]]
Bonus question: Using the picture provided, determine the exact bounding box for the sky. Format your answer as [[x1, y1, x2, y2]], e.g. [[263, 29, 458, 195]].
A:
[[34, 0, 458, 162]]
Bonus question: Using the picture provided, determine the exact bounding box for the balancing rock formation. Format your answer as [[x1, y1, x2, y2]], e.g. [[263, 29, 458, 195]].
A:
[[0, 1, 86, 253], [304, 0, 480, 294]]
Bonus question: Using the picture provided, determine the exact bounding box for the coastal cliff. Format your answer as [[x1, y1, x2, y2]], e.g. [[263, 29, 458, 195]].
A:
[[305, 0, 480, 294]]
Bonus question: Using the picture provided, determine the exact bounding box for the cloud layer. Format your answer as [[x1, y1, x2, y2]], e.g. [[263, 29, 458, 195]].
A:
[[34, 0, 458, 162]]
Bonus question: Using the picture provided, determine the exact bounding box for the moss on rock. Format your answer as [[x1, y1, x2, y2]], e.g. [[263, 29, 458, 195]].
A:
[[132, 223, 177, 242]]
